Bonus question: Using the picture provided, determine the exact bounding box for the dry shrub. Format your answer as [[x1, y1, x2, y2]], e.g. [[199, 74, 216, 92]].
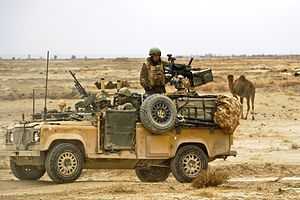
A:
[[291, 143, 300, 150], [192, 167, 229, 189]]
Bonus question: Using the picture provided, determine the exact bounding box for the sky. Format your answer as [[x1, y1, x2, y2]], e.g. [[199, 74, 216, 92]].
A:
[[0, 0, 299, 58]]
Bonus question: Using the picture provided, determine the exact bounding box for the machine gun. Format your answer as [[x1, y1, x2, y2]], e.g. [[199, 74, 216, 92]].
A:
[[69, 70, 88, 98], [69, 71, 111, 112], [69, 70, 94, 111], [164, 54, 213, 88]]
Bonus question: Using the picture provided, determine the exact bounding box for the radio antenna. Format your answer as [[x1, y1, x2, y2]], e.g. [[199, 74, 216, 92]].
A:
[[43, 51, 50, 121]]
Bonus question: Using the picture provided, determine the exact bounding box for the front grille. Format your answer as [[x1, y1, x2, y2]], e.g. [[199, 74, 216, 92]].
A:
[[11, 127, 34, 150]]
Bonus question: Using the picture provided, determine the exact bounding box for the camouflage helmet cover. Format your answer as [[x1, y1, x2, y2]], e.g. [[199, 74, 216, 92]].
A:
[[149, 47, 161, 56], [118, 87, 131, 97]]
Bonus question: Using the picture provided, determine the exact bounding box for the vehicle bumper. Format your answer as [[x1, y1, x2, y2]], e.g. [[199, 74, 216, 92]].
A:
[[1, 150, 41, 157], [2, 150, 44, 166]]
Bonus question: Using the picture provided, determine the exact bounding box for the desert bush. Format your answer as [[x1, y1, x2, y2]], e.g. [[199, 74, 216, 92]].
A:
[[191, 167, 229, 188], [291, 143, 300, 150]]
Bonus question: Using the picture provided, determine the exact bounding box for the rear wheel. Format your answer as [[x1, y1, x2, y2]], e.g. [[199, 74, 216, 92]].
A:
[[171, 145, 208, 183], [10, 159, 45, 180], [135, 166, 170, 182], [45, 143, 84, 183]]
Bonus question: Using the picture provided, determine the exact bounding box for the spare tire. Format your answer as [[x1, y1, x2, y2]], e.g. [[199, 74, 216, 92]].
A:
[[140, 94, 176, 134]]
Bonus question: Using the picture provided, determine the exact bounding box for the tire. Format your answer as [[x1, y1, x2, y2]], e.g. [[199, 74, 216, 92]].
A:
[[171, 145, 208, 183], [140, 94, 177, 134], [10, 159, 45, 180], [45, 143, 84, 183], [135, 166, 170, 182]]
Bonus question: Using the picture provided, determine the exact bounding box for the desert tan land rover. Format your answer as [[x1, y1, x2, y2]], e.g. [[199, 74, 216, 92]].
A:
[[4, 58, 238, 183], [4, 92, 237, 184]]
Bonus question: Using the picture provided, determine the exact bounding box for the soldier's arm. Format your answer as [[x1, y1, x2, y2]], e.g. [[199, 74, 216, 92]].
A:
[[161, 60, 168, 66], [140, 63, 150, 89]]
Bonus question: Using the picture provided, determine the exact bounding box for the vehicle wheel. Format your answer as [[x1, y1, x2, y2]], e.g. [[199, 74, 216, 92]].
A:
[[45, 143, 84, 183], [135, 166, 170, 182], [10, 159, 45, 180], [140, 94, 176, 134], [171, 145, 208, 183]]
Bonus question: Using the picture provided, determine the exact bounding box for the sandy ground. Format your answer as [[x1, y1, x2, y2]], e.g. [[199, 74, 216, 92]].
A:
[[0, 57, 300, 199]]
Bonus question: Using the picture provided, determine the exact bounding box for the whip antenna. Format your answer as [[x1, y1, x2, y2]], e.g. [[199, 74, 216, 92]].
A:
[[43, 51, 49, 121]]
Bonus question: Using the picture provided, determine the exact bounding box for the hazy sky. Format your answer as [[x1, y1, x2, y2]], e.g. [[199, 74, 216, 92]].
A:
[[0, 0, 299, 58]]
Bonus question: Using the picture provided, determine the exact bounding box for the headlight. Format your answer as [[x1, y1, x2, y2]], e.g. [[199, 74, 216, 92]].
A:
[[33, 130, 40, 143], [6, 130, 13, 143], [9, 133, 14, 142]]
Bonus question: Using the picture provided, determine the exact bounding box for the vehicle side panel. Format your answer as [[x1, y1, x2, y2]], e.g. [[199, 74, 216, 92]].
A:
[[39, 124, 97, 156], [135, 123, 231, 159]]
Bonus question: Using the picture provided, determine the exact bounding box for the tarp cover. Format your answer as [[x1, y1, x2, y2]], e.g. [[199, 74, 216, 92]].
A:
[[213, 95, 241, 134]]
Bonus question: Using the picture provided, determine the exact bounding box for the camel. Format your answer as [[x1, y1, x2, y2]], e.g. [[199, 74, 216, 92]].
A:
[[227, 74, 256, 120]]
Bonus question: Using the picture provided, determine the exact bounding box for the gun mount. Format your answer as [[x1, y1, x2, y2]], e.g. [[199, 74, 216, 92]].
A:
[[164, 54, 213, 88]]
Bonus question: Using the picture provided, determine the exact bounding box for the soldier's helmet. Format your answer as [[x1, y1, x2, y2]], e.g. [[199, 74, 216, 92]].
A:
[[118, 87, 131, 97], [149, 47, 161, 56]]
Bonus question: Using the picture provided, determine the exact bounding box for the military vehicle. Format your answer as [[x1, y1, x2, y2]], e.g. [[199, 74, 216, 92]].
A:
[[3, 55, 237, 184]]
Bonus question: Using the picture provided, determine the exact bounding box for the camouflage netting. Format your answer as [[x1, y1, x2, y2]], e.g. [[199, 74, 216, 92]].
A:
[[213, 95, 241, 134]]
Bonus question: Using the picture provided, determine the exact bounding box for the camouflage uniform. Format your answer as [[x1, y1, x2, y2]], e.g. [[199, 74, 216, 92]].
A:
[[140, 48, 167, 95], [213, 95, 241, 134]]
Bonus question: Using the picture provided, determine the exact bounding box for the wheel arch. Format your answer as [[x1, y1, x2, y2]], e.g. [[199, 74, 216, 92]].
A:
[[172, 141, 209, 158], [48, 139, 85, 156], [41, 134, 86, 156]]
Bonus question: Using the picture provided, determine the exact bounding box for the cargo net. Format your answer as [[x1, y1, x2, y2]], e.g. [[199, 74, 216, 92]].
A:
[[213, 95, 241, 134]]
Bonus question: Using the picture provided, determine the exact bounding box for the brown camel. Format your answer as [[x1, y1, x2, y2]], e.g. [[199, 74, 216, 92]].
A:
[[227, 74, 256, 120]]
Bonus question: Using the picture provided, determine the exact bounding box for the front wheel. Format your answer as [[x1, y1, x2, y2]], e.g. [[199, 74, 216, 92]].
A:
[[135, 166, 170, 182], [10, 159, 45, 180], [45, 143, 84, 183], [171, 145, 208, 183]]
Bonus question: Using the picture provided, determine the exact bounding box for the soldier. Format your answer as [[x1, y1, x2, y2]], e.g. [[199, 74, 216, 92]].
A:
[[140, 48, 167, 95], [116, 87, 136, 110]]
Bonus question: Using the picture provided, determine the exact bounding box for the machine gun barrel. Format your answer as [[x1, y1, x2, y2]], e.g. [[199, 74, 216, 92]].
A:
[[69, 70, 88, 97], [188, 57, 194, 66]]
